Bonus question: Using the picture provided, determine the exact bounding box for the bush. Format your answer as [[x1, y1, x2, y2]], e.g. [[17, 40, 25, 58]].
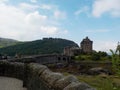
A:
[[110, 43, 120, 75]]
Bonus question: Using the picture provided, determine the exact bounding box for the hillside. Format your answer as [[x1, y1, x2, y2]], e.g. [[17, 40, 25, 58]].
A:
[[0, 37, 19, 48], [0, 38, 79, 56]]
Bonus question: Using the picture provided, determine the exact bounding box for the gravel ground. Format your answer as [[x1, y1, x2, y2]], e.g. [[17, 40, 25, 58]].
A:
[[0, 77, 27, 90]]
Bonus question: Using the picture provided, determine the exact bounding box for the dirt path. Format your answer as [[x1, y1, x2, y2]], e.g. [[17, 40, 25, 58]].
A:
[[0, 76, 27, 90]]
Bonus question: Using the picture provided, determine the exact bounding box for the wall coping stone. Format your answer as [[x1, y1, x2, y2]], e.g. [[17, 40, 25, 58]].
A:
[[0, 61, 96, 90]]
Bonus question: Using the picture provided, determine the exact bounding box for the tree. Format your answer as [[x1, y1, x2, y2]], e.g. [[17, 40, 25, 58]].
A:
[[91, 52, 100, 61], [110, 42, 120, 75], [98, 51, 108, 57]]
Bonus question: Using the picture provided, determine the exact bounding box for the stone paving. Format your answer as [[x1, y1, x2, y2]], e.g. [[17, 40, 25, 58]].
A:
[[0, 77, 27, 90]]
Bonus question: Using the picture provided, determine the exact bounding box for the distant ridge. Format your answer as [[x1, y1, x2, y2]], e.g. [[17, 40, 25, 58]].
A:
[[0, 37, 20, 48], [0, 38, 79, 56]]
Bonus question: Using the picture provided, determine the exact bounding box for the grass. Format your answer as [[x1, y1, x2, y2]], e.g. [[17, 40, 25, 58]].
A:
[[76, 75, 120, 90], [50, 62, 120, 90], [63, 72, 120, 90]]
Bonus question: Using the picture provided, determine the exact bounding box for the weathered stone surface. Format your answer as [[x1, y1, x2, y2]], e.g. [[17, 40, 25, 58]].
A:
[[63, 82, 95, 90], [0, 61, 96, 90], [42, 72, 64, 87], [0, 61, 24, 80], [40, 68, 52, 79], [88, 67, 110, 75], [55, 75, 79, 89], [19, 63, 50, 90], [28, 63, 48, 75]]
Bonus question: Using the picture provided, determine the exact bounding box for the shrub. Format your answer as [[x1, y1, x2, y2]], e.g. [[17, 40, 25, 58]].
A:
[[110, 42, 120, 75]]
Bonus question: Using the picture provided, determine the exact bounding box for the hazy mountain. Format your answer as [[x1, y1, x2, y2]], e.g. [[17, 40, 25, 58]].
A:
[[0, 37, 20, 48], [0, 38, 79, 56]]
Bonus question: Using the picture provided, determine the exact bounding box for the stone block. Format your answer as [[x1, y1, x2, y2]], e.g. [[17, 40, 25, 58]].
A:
[[54, 75, 79, 89], [63, 82, 95, 90]]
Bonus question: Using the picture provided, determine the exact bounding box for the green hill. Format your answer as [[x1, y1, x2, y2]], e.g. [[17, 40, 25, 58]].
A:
[[0, 37, 19, 48], [0, 38, 79, 56]]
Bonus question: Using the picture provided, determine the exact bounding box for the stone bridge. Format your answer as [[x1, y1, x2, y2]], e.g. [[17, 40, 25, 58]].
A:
[[0, 60, 95, 90], [9, 54, 72, 64]]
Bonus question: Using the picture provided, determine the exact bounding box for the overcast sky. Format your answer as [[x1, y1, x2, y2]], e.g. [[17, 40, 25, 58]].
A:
[[0, 0, 120, 52]]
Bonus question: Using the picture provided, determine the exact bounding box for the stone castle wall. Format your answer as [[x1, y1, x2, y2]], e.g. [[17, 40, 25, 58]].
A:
[[0, 60, 95, 90], [64, 37, 93, 56]]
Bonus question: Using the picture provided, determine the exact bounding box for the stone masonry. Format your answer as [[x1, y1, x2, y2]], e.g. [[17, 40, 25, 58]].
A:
[[0, 60, 96, 90]]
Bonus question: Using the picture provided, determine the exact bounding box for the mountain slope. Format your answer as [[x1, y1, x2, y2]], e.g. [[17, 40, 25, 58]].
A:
[[0, 38, 79, 56], [0, 37, 19, 48]]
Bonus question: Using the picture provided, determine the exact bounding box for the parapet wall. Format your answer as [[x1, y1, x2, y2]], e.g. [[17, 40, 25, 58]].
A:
[[0, 61, 95, 90], [0, 61, 24, 80]]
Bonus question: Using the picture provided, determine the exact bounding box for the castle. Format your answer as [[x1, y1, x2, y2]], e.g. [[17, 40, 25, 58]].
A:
[[64, 37, 93, 56]]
